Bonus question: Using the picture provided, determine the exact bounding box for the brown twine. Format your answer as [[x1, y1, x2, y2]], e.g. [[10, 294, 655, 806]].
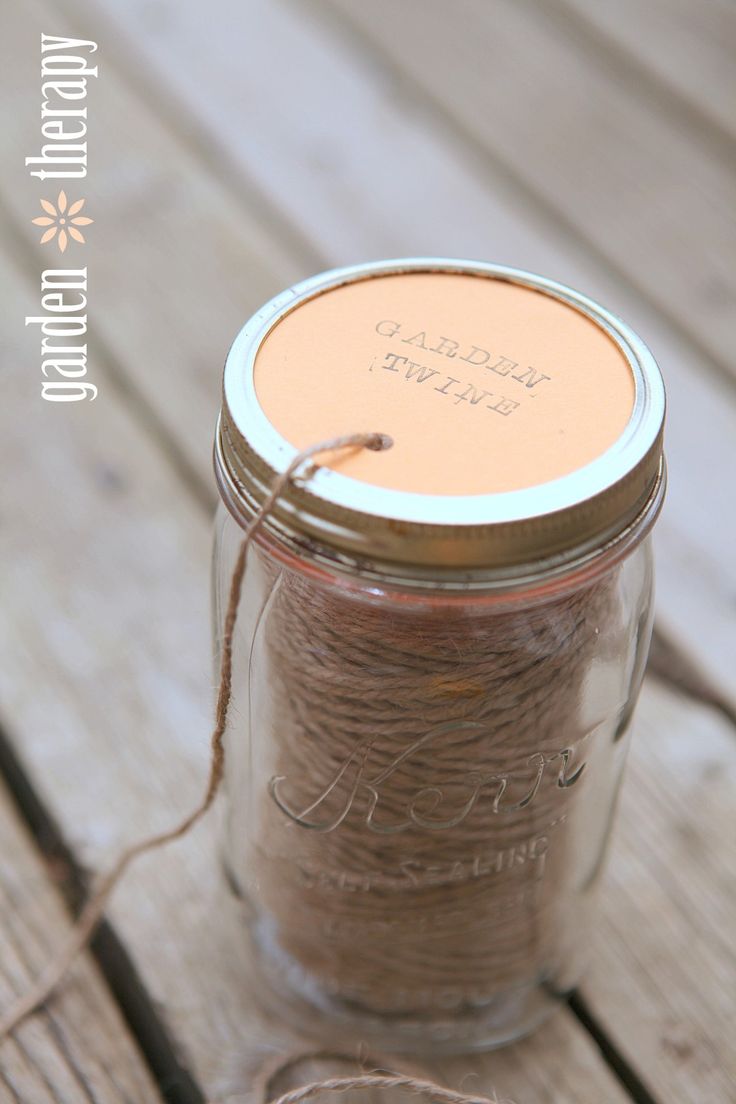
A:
[[223, 522, 622, 1025], [249, 1048, 506, 1104], [265, 1073, 500, 1104], [0, 428, 630, 1104], [0, 431, 390, 1042]]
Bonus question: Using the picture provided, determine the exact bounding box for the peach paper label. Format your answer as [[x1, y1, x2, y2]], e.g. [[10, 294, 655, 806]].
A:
[[253, 272, 635, 495]]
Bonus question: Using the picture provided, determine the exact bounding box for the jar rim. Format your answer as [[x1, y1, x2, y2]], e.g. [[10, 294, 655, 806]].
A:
[[217, 259, 666, 578]]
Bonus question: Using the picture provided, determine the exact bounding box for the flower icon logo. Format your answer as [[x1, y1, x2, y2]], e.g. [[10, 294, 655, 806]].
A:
[[32, 190, 93, 253]]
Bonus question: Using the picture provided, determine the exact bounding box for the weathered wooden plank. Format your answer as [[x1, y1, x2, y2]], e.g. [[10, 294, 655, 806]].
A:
[[0, 247, 632, 1104], [0, 777, 163, 1103], [3, 2, 735, 1100], [7, 0, 308, 489], [21, 0, 735, 709], [548, 0, 736, 145], [324, 0, 736, 377], [589, 678, 736, 1102]]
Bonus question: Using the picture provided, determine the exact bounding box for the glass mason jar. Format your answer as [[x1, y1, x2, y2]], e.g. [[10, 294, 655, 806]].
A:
[[212, 260, 665, 1052]]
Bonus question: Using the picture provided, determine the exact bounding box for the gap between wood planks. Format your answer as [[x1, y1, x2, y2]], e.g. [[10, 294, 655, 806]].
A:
[[0, 191, 215, 520], [2, 164, 729, 739], [527, 0, 736, 159], [47, 0, 736, 410], [14, 0, 730, 713], [0, 172, 636, 1099], [1, 188, 729, 1104], [314, 0, 736, 399], [27, 2, 324, 291], [1, 6, 732, 1095], [0, 198, 208, 1100], [10, 0, 736, 734], [0, 709, 668, 1104], [0, 718, 205, 1104], [0, 678, 693, 1104], [567, 995, 659, 1104]]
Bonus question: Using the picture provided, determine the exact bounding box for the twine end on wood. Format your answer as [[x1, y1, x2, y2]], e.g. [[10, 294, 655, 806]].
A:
[[0, 431, 388, 1043]]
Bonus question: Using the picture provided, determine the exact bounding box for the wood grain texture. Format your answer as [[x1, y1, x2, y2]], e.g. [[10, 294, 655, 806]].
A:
[[7, 0, 309, 490], [2, 0, 735, 1101], [590, 678, 736, 1102], [0, 244, 632, 1102], [0, 778, 162, 1103], [21, 0, 734, 710], [326, 0, 736, 376], [548, 0, 736, 145]]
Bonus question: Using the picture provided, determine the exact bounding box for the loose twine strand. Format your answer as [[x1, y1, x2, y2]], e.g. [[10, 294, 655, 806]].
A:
[[265, 1073, 498, 1104], [2, 428, 502, 1102], [2, 432, 499, 1102], [249, 1049, 507, 1104], [0, 432, 389, 1043], [0, 429, 615, 1104]]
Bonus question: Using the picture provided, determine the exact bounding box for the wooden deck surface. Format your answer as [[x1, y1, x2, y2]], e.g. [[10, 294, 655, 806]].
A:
[[1, 1, 735, 1101]]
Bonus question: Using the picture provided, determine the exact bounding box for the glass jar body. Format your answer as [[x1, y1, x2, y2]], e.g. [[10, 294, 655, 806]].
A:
[[212, 502, 654, 1052]]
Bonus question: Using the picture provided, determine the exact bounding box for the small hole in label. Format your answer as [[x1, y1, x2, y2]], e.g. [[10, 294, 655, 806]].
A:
[[368, 433, 394, 452]]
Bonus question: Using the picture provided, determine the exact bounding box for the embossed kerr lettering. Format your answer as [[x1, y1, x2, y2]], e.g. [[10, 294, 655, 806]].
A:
[[269, 721, 586, 834]]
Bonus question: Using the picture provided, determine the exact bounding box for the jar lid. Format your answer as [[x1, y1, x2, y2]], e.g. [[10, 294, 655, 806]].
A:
[[216, 259, 665, 582]]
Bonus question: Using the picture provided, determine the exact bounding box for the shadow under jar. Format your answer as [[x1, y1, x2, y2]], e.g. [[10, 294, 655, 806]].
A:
[[212, 259, 666, 1053]]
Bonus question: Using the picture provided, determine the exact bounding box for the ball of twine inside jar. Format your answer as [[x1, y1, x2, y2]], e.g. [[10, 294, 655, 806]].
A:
[[235, 552, 623, 1024]]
